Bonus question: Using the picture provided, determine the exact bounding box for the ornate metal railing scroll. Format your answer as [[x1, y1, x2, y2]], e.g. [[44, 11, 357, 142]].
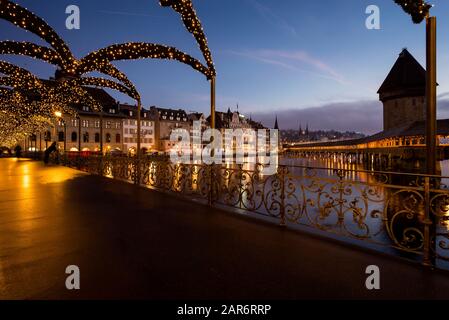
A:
[[53, 155, 449, 268]]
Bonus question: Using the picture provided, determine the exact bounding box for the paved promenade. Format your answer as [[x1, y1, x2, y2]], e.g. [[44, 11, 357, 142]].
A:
[[1, 158, 449, 299]]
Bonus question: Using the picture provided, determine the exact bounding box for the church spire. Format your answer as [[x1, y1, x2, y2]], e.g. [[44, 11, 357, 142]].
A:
[[274, 116, 279, 130]]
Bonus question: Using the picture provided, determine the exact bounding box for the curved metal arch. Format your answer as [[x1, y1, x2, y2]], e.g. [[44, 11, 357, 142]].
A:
[[159, 0, 216, 76], [0, 41, 139, 96], [0, 0, 75, 66], [78, 42, 211, 79], [0, 41, 64, 67], [70, 77, 140, 101]]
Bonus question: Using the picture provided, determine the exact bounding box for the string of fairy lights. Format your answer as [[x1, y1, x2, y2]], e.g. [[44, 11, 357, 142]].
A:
[[394, 0, 432, 23], [159, 0, 216, 77], [0, 0, 216, 148], [79, 42, 211, 79]]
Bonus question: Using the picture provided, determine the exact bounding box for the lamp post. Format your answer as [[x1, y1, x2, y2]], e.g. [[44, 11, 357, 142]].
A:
[[137, 99, 141, 157], [100, 110, 103, 155], [426, 15, 437, 175], [210, 76, 216, 131], [78, 115, 81, 153], [55, 111, 66, 153], [394, 0, 437, 267]]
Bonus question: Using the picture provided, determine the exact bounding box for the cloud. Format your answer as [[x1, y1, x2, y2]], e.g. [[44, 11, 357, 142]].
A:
[[251, 98, 449, 135], [251, 100, 383, 135], [228, 49, 347, 85], [246, 0, 297, 37]]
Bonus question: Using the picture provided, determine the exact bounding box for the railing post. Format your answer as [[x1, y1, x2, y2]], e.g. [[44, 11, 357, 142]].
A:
[[208, 164, 214, 206], [135, 156, 141, 185], [279, 166, 286, 227], [423, 176, 434, 267]]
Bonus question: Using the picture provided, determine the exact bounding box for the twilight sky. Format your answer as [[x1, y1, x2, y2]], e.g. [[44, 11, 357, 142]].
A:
[[2, 0, 449, 134]]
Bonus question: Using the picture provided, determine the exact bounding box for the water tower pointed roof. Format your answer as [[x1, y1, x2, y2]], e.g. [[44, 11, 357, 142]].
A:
[[377, 49, 426, 100]]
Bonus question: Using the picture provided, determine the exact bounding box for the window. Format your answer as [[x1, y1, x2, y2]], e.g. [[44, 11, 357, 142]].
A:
[[95, 133, 100, 143], [149, 130, 153, 135], [82, 106, 89, 112], [83, 132, 89, 143], [129, 111, 133, 117], [125, 128, 129, 134], [44, 131, 51, 142], [94, 120, 100, 128], [106, 133, 111, 143], [71, 132, 77, 142], [106, 121, 111, 129], [115, 122, 121, 129], [58, 131, 65, 142], [116, 134, 121, 143], [148, 138, 153, 144], [71, 119, 78, 127], [109, 108, 116, 114], [82, 120, 89, 128]]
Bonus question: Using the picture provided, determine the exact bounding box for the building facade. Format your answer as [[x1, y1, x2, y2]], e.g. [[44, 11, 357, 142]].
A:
[[120, 104, 155, 155], [149, 106, 190, 153], [50, 87, 124, 153]]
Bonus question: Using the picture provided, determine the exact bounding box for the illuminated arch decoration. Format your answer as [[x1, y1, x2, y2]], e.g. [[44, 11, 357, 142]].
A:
[[0, 0, 75, 70], [0, 1, 139, 95], [0, 60, 104, 121], [159, 0, 216, 77], [68, 77, 140, 101], [78, 42, 211, 79], [394, 0, 432, 23]]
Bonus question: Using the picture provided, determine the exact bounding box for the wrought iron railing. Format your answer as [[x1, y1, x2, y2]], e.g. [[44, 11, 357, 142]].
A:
[[52, 154, 449, 269]]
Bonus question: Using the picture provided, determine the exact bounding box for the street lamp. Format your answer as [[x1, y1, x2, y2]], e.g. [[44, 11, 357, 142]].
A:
[[54, 111, 66, 153]]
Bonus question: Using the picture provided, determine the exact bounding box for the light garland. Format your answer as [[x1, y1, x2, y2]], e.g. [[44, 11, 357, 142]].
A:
[[159, 0, 216, 76], [0, 0, 75, 68], [0, 0, 139, 93], [0, 0, 220, 145], [79, 42, 211, 79], [394, 0, 432, 23]]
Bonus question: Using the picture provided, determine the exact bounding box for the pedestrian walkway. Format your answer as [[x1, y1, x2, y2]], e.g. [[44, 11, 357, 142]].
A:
[[1, 158, 449, 299]]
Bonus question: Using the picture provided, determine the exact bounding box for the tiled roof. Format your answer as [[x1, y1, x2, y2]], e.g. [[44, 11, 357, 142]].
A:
[[119, 104, 151, 119], [150, 106, 188, 122]]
